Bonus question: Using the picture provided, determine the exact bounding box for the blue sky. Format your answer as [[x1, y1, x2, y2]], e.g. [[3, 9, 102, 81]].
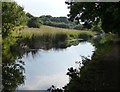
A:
[[15, 0, 69, 17]]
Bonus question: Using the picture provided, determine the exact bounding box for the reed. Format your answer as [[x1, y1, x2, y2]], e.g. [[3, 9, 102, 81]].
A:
[[19, 25, 95, 40]]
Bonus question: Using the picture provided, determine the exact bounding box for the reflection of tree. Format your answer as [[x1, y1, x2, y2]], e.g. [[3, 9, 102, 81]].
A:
[[47, 85, 63, 92], [2, 34, 75, 91], [67, 67, 79, 80], [2, 60, 25, 91], [2, 38, 25, 91]]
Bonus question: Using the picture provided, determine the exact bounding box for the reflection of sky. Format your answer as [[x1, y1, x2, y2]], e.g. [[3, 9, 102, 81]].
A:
[[18, 42, 95, 90]]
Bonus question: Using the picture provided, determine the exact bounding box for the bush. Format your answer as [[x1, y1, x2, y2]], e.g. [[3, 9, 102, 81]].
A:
[[27, 17, 42, 28], [44, 21, 70, 29], [78, 33, 91, 40]]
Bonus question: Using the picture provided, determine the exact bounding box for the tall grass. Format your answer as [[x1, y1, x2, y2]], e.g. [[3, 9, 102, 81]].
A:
[[13, 25, 95, 49], [4, 25, 95, 51], [19, 25, 95, 40]]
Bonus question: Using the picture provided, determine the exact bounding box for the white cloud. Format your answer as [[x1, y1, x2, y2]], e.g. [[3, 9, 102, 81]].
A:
[[20, 73, 69, 90]]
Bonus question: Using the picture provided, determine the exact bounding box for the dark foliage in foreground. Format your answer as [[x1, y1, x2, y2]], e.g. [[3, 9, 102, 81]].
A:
[[49, 35, 120, 91], [64, 35, 120, 91], [66, 2, 120, 35]]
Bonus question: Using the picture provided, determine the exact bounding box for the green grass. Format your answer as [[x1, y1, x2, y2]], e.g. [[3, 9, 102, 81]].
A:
[[16, 25, 95, 40], [10, 25, 95, 50]]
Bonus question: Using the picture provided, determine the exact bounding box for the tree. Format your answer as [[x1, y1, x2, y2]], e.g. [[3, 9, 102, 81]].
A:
[[27, 17, 42, 28], [26, 12, 34, 18], [2, 2, 27, 37], [66, 2, 120, 35], [40, 15, 69, 24], [91, 21, 104, 33]]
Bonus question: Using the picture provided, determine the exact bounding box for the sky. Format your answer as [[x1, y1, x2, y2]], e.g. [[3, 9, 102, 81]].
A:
[[14, 0, 70, 17]]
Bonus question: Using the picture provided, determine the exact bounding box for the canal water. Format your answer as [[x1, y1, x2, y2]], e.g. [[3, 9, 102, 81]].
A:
[[18, 41, 95, 90]]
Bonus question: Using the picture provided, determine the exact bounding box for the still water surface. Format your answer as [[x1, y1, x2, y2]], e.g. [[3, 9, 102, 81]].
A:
[[18, 42, 95, 90]]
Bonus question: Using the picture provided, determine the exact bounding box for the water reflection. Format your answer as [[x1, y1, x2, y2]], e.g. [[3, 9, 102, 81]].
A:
[[3, 37, 80, 91], [2, 57, 25, 91], [2, 35, 95, 91], [19, 73, 68, 90], [2, 38, 26, 91], [18, 42, 95, 90]]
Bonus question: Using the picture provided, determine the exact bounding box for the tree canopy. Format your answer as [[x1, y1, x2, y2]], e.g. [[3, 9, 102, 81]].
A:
[[39, 15, 69, 24], [27, 17, 42, 28], [2, 2, 27, 37], [26, 12, 34, 18], [66, 2, 120, 34]]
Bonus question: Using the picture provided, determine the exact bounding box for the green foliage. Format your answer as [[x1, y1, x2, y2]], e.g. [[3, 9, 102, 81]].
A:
[[27, 17, 43, 28], [66, 2, 120, 35], [91, 25, 103, 33], [13, 25, 95, 50], [39, 15, 75, 29], [40, 15, 69, 24], [78, 33, 91, 40], [91, 21, 104, 33], [44, 21, 70, 28], [2, 2, 27, 37], [73, 24, 84, 30], [25, 12, 43, 28], [2, 2, 26, 91], [2, 37, 25, 91], [39, 15, 87, 30], [26, 12, 34, 18], [20, 25, 95, 41]]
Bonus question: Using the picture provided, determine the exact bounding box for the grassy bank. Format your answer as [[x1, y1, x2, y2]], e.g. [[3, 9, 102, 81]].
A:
[[16, 25, 95, 40], [5, 25, 95, 51]]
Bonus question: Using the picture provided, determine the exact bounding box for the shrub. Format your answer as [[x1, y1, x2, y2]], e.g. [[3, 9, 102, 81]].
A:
[[78, 33, 91, 40], [27, 17, 42, 28]]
